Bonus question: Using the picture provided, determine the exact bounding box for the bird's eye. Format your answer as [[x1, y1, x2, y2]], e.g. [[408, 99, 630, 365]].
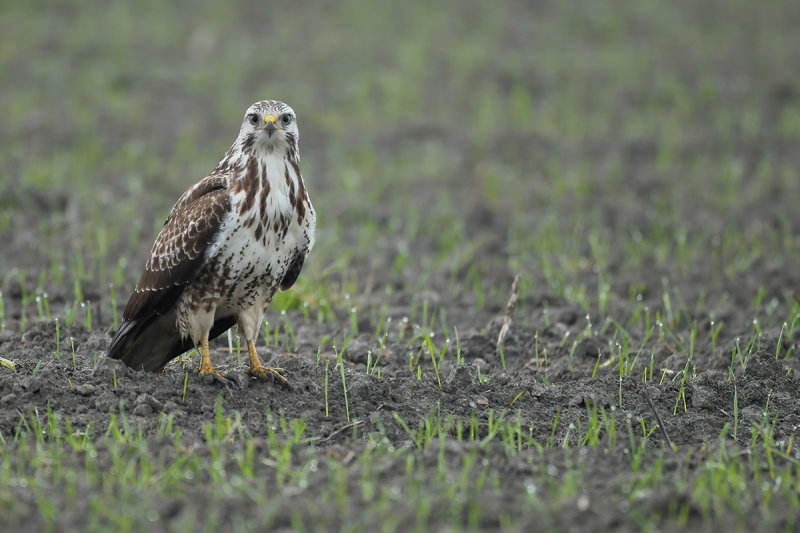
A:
[[247, 113, 259, 125], [281, 113, 293, 125]]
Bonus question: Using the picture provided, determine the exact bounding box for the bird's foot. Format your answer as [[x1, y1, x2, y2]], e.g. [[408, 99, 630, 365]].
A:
[[196, 366, 236, 387], [249, 365, 292, 390]]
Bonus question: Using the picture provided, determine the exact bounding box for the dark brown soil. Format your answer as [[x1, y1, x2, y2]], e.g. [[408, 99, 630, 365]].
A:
[[2, 278, 800, 530], [3, 1, 800, 531]]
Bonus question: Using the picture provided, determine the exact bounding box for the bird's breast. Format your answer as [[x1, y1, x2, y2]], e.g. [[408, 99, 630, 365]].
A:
[[197, 154, 313, 307]]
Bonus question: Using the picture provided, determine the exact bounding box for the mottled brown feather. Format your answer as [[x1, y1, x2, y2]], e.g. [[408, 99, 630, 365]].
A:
[[123, 176, 230, 321], [109, 99, 315, 373]]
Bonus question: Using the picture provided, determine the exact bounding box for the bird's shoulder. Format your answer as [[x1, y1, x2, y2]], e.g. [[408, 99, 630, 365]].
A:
[[124, 171, 233, 320], [143, 171, 232, 275], [169, 172, 231, 220]]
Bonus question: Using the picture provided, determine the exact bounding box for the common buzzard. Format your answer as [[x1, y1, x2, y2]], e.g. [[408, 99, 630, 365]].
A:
[[107, 100, 315, 385]]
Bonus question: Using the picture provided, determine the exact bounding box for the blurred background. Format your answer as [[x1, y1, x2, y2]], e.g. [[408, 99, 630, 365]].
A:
[[2, 0, 800, 326]]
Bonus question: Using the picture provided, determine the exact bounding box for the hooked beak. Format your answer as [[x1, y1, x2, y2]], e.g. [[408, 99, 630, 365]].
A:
[[261, 114, 277, 137]]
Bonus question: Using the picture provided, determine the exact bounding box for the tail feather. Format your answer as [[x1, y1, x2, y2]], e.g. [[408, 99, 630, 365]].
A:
[[107, 311, 237, 372], [107, 312, 182, 372]]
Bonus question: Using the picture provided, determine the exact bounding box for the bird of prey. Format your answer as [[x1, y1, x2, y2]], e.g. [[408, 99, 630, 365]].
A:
[[107, 100, 315, 385]]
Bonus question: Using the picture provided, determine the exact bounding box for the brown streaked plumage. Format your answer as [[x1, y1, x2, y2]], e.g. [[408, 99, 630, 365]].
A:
[[107, 100, 316, 385]]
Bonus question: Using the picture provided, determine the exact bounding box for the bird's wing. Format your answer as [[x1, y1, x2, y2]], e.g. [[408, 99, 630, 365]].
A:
[[279, 250, 306, 291], [123, 174, 230, 320]]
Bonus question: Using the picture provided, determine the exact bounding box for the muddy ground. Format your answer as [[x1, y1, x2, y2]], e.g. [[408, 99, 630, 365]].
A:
[[3, 1, 800, 531], [3, 286, 800, 531], [3, 233, 800, 532]]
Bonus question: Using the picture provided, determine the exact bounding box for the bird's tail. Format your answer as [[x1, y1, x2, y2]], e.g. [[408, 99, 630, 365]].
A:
[[107, 312, 184, 372]]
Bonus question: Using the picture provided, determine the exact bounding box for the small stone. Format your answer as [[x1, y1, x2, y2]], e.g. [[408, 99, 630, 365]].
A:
[[21, 376, 43, 393], [94, 392, 114, 412], [75, 384, 96, 397], [132, 403, 154, 416], [141, 393, 163, 412], [1, 393, 16, 404], [94, 358, 128, 380], [690, 385, 715, 410], [134, 393, 163, 412]]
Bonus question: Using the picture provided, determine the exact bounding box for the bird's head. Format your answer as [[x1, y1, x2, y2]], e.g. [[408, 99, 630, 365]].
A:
[[238, 100, 299, 156]]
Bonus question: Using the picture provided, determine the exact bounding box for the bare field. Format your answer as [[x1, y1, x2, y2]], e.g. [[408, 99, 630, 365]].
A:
[[2, 1, 800, 531]]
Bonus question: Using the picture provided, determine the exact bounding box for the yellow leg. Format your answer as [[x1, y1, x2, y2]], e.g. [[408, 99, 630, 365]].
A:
[[196, 337, 227, 379], [247, 339, 289, 385]]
